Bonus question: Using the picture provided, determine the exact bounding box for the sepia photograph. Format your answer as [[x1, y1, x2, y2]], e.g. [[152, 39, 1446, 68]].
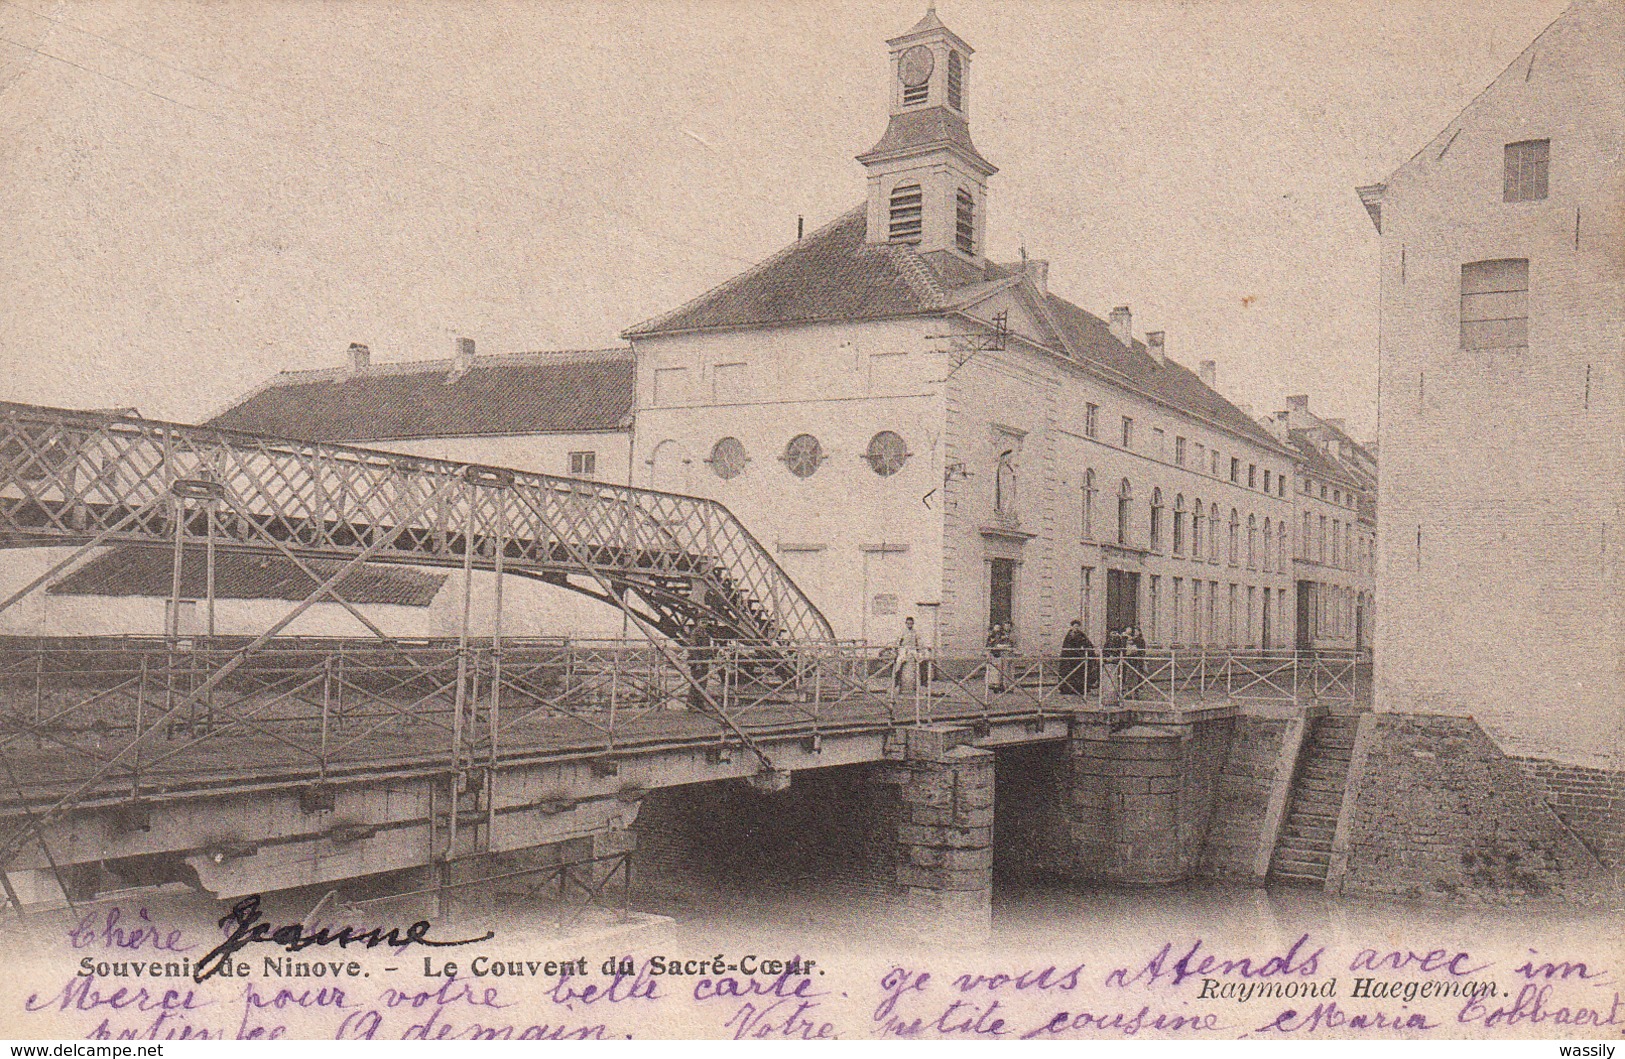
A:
[[0, 0, 1618, 1043]]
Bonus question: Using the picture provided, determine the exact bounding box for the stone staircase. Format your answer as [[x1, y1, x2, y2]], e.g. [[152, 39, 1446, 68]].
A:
[[1269, 714, 1361, 886]]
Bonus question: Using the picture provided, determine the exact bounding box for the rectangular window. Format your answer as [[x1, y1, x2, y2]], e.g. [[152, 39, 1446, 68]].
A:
[[1278, 476, 1286, 498], [1331, 519, 1341, 566], [652, 366, 688, 405], [1195, 442, 1205, 471], [1211, 450, 1220, 477], [568, 451, 596, 478], [1085, 403, 1099, 438], [1263, 469, 1271, 493], [1227, 584, 1238, 647], [1503, 139, 1548, 202], [1153, 427, 1166, 461], [711, 361, 746, 402], [1148, 576, 1160, 643], [888, 183, 924, 244], [1247, 586, 1257, 648], [1230, 457, 1240, 483], [1248, 463, 1257, 489], [1173, 508, 1186, 555], [1121, 417, 1134, 449], [1319, 515, 1328, 563], [1080, 566, 1093, 629], [1175, 436, 1187, 465], [1461, 258, 1529, 350], [1173, 578, 1184, 644]]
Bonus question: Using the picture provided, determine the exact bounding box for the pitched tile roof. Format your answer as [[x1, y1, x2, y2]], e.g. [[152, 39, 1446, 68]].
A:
[[49, 548, 446, 606], [1041, 295, 1282, 449], [1286, 429, 1365, 491], [207, 349, 634, 442], [624, 207, 955, 338], [627, 206, 1283, 451]]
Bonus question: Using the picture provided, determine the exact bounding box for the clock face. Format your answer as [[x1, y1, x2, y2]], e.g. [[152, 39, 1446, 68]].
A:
[[899, 45, 934, 88]]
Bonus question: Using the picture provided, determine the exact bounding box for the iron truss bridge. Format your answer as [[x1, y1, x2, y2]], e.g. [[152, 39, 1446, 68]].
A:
[[0, 401, 1367, 911]]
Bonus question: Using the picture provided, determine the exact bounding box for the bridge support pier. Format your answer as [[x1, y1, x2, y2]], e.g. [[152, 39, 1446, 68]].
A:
[[871, 727, 993, 941], [1064, 713, 1230, 885]]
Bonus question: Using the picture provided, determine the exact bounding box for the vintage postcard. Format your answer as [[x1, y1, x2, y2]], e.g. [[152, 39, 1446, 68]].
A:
[[0, 0, 1618, 1044]]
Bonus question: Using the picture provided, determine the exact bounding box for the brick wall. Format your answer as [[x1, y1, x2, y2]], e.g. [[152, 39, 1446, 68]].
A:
[[1200, 715, 1290, 880], [1513, 757, 1624, 871], [1337, 714, 1613, 903]]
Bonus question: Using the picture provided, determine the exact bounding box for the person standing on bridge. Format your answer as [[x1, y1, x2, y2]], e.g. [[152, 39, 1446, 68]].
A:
[[894, 615, 923, 695], [1124, 625, 1147, 700], [1060, 619, 1096, 697]]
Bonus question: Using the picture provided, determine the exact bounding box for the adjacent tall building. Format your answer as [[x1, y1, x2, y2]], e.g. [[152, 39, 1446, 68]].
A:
[[1358, 0, 1621, 767]]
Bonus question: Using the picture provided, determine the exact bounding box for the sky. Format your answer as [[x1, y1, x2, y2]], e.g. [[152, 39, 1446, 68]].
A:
[[0, 0, 1570, 440]]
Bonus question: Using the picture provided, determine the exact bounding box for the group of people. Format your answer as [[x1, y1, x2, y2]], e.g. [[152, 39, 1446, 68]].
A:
[[889, 616, 1148, 700], [1061, 620, 1148, 698]]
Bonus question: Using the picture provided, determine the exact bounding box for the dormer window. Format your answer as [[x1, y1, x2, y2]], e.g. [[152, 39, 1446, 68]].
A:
[[955, 189, 975, 254], [889, 184, 923, 244], [947, 50, 964, 110]]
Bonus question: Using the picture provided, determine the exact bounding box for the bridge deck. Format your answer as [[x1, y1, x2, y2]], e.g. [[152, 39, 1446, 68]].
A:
[[0, 637, 1367, 813]]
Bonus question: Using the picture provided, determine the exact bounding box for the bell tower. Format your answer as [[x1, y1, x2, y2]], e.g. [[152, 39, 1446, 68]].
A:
[[858, 7, 997, 264]]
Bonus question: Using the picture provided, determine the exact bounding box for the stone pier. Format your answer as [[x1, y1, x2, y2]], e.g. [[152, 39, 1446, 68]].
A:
[[870, 727, 995, 939], [1064, 710, 1232, 885]]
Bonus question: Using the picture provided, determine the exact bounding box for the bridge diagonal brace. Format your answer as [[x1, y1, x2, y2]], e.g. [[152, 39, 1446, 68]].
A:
[[215, 491, 393, 641], [0, 472, 457, 873], [509, 488, 776, 773]]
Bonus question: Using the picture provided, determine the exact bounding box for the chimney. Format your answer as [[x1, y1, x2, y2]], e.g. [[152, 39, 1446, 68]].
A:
[[1286, 394, 1309, 414], [1109, 306, 1132, 348], [346, 342, 370, 375], [1199, 359, 1217, 389], [1145, 330, 1166, 366], [449, 336, 476, 379], [1025, 259, 1049, 297]]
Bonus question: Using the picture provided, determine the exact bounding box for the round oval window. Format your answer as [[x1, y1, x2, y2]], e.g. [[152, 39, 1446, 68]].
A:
[[865, 431, 908, 477], [710, 436, 746, 480], [784, 434, 822, 478]]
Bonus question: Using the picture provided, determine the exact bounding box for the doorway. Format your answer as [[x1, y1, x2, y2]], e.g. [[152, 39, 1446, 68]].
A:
[[1105, 569, 1140, 636], [988, 558, 1015, 632]]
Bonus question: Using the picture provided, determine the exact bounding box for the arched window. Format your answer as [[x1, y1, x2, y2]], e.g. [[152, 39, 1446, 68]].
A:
[[709, 436, 747, 480], [1192, 497, 1204, 559], [783, 434, 824, 478], [946, 49, 964, 110], [1228, 508, 1240, 565], [865, 431, 908, 476], [1082, 468, 1096, 539], [1279, 521, 1288, 571], [1117, 479, 1133, 546], [1302, 511, 1313, 559], [1173, 494, 1187, 555], [994, 449, 1017, 515], [1247, 514, 1258, 569], [888, 184, 923, 244], [1209, 503, 1220, 561], [956, 189, 976, 255], [1262, 517, 1273, 572], [1149, 487, 1164, 551]]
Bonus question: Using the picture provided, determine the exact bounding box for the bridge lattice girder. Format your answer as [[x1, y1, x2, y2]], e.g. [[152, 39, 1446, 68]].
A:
[[0, 401, 834, 645]]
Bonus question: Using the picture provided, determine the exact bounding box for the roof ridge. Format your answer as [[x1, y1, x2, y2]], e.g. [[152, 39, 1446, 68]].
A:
[[886, 243, 951, 307], [623, 207, 867, 338]]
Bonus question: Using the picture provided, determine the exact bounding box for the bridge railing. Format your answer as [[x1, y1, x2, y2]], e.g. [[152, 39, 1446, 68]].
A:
[[0, 637, 1369, 808]]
